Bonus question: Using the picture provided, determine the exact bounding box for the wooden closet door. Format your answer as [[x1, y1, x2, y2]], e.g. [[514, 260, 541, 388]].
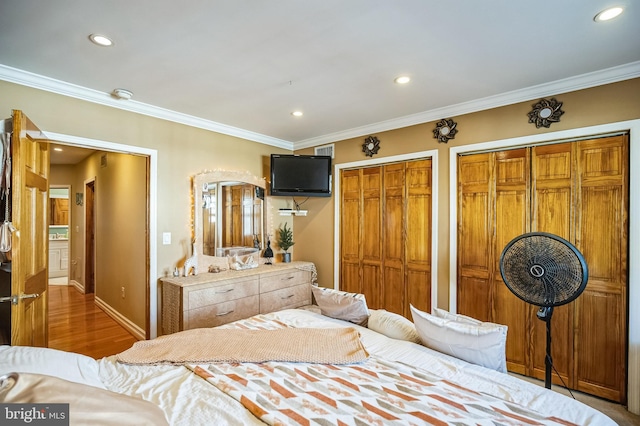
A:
[[457, 136, 628, 402], [361, 167, 383, 308], [340, 160, 432, 317], [382, 163, 405, 315], [459, 149, 530, 373], [530, 142, 575, 387], [457, 153, 493, 322], [405, 159, 432, 314], [340, 169, 361, 294], [492, 148, 530, 375], [574, 135, 628, 403]]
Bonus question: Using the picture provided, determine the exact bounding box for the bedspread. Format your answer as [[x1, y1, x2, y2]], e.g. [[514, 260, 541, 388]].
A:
[[96, 309, 615, 426], [186, 315, 578, 426], [192, 356, 578, 426]]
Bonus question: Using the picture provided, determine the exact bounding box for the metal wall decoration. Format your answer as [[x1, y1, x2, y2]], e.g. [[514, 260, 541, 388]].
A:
[[362, 135, 381, 157], [527, 98, 564, 128], [433, 118, 458, 143]]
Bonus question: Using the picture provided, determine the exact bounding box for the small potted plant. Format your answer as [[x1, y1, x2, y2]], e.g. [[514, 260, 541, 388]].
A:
[[277, 222, 294, 263]]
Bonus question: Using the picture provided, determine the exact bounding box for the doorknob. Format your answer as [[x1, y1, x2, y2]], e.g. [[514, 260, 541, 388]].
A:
[[0, 293, 39, 305]]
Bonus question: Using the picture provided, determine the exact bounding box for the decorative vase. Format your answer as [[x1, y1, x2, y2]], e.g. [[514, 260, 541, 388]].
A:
[[282, 252, 291, 263]]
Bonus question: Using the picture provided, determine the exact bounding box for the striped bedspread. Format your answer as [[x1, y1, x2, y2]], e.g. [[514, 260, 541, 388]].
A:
[[188, 315, 577, 426]]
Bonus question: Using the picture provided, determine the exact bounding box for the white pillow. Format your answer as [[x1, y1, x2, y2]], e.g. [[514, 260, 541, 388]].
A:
[[368, 310, 420, 343], [432, 307, 481, 325], [410, 305, 508, 373], [311, 286, 369, 326], [0, 345, 107, 389]]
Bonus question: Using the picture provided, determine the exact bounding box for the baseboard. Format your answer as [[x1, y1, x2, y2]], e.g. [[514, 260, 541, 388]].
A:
[[70, 280, 84, 293], [94, 297, 145, 341]]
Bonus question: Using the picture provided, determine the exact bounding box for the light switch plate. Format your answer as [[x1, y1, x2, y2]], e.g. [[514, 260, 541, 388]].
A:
[[162, 232, 171, 245]]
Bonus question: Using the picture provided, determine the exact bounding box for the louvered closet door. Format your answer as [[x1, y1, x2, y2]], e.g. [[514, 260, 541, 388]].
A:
[[340, 159, 432, 318], [457, 135, 628, 402]]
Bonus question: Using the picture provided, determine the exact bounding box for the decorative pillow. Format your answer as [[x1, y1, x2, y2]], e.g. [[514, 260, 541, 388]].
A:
[[368, 310, 420, 343], [410, 305, 508, 373], [432, 307, 481, 325], [311, 286, 369, 326]]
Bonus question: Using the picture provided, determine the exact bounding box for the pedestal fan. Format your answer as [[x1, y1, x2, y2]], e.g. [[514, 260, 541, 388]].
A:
[[499, 232, 588, 389]]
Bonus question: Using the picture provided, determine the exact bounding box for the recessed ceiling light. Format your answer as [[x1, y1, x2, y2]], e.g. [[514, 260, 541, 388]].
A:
[[394, 76, 411, 84], [89, 34, 113, 46], [291, 111, 303, 117], [594, 6, 623, 22], [53, 147, 63, 152]]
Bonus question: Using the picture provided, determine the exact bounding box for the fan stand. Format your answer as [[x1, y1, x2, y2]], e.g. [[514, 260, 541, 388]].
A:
[[536, 306, 554, 389]]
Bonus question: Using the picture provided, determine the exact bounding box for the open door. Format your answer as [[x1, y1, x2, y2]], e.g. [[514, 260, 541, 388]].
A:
[[8, 110, 50, 346]]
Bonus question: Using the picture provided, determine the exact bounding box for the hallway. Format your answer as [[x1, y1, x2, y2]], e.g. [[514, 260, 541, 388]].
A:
[[48, 285, 137, 359]]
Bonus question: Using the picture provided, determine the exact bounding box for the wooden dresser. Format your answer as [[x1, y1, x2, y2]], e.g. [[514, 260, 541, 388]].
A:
[[161, 261, 315, 334]]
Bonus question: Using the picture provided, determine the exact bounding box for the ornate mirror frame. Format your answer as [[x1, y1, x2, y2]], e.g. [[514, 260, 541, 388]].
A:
[[192, 169, 268, 272]]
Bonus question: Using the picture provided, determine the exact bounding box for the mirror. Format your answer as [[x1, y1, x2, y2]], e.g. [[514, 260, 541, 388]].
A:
[[193, 170, 266, 262], [50, 187, 69, 225]]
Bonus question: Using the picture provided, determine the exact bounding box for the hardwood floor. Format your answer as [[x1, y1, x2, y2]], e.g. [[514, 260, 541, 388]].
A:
[[48, 285, 138, 359]]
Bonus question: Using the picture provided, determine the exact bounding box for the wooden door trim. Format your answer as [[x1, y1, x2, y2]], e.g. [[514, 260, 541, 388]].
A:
[[448, 119, 640, 415], [333, 149, 439, 313]]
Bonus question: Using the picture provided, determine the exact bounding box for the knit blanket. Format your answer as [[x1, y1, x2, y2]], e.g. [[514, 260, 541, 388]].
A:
[[116, 326, 368, 365]]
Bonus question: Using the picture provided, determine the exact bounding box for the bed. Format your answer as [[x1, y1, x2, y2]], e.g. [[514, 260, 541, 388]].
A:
[[0, 307, 615, 425]]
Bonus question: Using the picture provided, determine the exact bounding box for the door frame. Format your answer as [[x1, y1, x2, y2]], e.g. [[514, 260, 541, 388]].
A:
[[42, 131, 158, 339], [83, 178, 95, 294], [448, 118, 640, 415], [333, 149, 439, 313]]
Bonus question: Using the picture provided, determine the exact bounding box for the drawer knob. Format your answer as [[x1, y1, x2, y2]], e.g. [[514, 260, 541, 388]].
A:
[[215, 288, 234, 294], [282, 276, 295, 281], [216, 310, 235, 316], [281, 294, 294, 300]]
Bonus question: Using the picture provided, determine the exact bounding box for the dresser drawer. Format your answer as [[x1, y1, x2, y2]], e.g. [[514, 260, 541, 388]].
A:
[[259, 283, 311, 314], [260, 269, 310, 293], [187, 278, 259, 310], [186, 295, 260, 329], [160, 261, 316, 334]]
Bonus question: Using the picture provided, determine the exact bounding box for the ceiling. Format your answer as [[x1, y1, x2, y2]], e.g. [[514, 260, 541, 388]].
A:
[[49, 144, 95, 165], [1, 1, 639, 150]]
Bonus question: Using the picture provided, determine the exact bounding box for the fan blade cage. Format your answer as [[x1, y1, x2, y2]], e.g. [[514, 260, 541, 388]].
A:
[[499, 233, 588, 307]]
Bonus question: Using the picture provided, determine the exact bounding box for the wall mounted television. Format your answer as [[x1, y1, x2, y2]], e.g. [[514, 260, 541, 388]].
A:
[[270, 154, 332, 197]]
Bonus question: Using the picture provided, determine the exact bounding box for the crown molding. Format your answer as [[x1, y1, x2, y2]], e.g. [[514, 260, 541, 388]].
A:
[[2, 61, 639, 151], [0, 64, 293, 150], [294, 60, 640, 149]]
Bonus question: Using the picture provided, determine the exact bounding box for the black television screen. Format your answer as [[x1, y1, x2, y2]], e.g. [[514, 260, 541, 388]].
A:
[[270, 154, 332, 197]]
